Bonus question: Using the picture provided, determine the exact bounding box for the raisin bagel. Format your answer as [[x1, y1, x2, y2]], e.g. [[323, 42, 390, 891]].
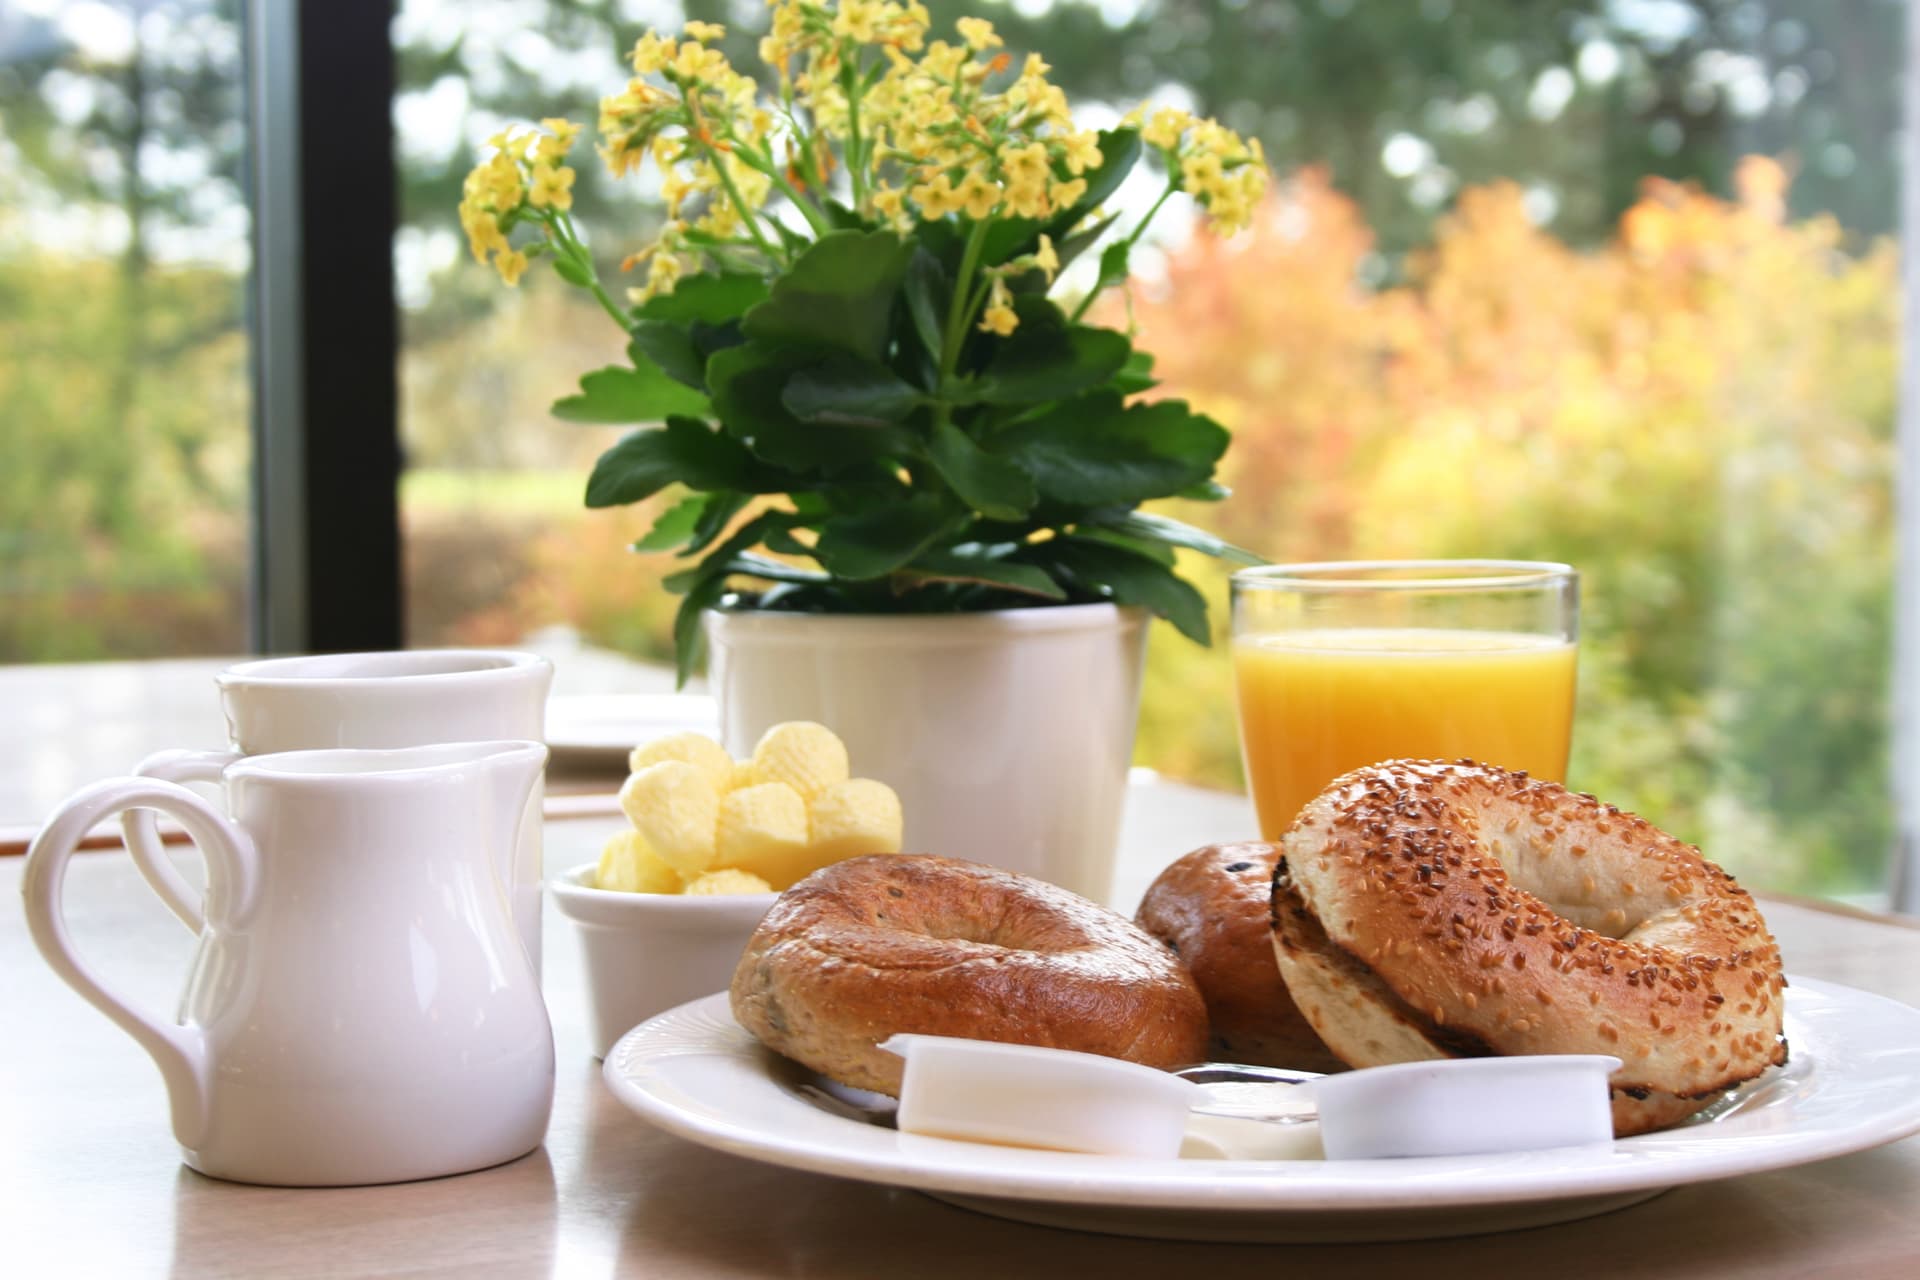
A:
[[1137, 843, 1345, 1073], [1272, 759, 1787, 1136], [731, 854, 1209, 1095]]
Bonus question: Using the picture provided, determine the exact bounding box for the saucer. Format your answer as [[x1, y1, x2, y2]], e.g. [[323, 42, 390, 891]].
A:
[[603, 976, 1920, 1243]]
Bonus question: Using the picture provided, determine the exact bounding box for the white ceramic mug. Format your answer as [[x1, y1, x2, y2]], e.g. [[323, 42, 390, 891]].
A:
[[23, 742, 555, 1186], [121, 649, 553, 975]]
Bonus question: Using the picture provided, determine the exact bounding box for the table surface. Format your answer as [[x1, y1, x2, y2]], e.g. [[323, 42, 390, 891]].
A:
[[6, 781, 1920, 1279]]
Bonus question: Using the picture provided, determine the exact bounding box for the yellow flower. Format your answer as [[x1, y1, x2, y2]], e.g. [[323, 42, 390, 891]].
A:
[[1049, 176, 1087, 210], [979, 304, 1018, 336], [529, 163, 576, 211], [919, 39, 969, 82], [1003, 175, 1050, 218], [1062, 131, 1103, 175], [646, 249, 683, 297], [1181, 150, 1225, 199], [1141, 106, 1192, 151], [1032, 233, 1059, 282], [909, 172, 964, 218], [460, 207, 506, 263], [956, 17, 1001, 52], [1000, 141, 1050, 186], [833, 0, 882, 43], [870, 184, 908, 227], [671, 40, 729, 83], [539, 118, 583, 157], [683, 20, 725, 42], [631, 33, 676, 75], [495, 248, 529, 286], [956, 167, 1001, 220]]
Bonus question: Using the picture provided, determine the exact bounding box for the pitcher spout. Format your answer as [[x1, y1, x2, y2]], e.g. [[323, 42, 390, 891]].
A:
[[483, 741, 549, 871]]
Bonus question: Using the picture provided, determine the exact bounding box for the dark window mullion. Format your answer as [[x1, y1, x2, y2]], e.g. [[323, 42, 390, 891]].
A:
[[247, 0, 400, 655]]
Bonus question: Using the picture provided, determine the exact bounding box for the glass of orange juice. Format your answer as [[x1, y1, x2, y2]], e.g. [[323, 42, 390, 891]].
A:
[[1231, 560, 1579, 839]]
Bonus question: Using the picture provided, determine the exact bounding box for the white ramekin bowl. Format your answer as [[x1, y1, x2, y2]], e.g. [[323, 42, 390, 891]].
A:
[[550, 862, 776, 1058]]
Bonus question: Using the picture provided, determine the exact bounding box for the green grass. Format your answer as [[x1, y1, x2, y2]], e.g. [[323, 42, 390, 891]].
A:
[[402, 469, 585, 515]]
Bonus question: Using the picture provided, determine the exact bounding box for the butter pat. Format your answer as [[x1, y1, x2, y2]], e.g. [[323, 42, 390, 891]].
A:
[[620, 760, 721, 879], [809, 778, 903, 862], [684, 868, 774, 896], [595, 829, 682, 894], [629, 731, 735, 793], [716, 782, 811, 888], [750, 721, 849, 800]]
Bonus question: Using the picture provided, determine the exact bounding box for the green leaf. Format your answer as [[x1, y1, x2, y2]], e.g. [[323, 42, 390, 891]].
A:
[[926, 421, 1035, 520], [629, 325, 704, 390], [1113, 350, 1157, 396], [741, 230, 914, 363], [1177, 479, 1230, 502], [813, 493, 957, 580], [1094, 240, 1131, 293], [585, 416, 778, 508], [892, 549, 1065, 600], [1039, 537, 1211, 644], [685, 490, 750, 556], [1051, 212, 1120, 273], [632, 492, 710, 552], [1073, 525, 1176, 567], [974, 298, 1131, 405], [671, 574, 728, 688], [904, 249, 948, 362], [725, 551, 833, 585], [781, 358, 926, 427], [708, 343, 913, 470], [998, 393, 1230, 507], [552, 255, 591, 287], [553, 364, 712, 424], [664, 510, 804, 592], [634, 272, 770, 324], [1091, 511, 1264, 565]]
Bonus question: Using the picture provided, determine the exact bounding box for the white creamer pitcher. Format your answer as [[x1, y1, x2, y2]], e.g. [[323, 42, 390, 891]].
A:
[[22, 740, 556, 1187]]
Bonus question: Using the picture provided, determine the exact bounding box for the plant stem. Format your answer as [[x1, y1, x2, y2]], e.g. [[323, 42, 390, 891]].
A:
[[548, 214, 630, 329], [842, 49, 867, 212], [698, 144, 782, 262], [939, 218, 992, 387], [1069, 179, 1178, 323], [738, 139, 834, 238]]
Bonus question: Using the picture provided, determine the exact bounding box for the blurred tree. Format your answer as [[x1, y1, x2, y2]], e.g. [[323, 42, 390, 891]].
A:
[[0, 2, 250, 657]]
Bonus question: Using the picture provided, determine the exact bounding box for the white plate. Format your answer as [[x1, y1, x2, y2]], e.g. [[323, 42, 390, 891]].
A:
[[603, 976, 1920, 1243], [544, 694, 718, 766]]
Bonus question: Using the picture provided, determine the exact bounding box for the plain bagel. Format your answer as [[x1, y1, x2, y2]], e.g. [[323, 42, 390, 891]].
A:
[[1137, 843, 1345, 1073], [730, 853, 1209, 1095], [1272, 759, 1786, 1135]]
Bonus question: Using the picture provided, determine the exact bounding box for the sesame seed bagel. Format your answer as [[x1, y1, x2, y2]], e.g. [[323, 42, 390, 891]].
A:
[[1272, 760, 1787, 1136], [730, 854, 1209, 1096], [1136, 843, 1346, 1073]]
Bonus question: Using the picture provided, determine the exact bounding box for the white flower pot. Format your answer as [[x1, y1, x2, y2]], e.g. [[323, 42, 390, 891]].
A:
[[705, 603, 1149, 903]]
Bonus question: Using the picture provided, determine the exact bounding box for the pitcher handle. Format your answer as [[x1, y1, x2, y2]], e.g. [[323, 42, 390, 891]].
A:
[[22, 777, 258, 1151], [123, 749, 239, 933]]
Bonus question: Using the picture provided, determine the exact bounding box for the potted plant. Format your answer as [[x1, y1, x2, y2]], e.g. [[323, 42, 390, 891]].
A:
[[459, 5, 1265, 899]]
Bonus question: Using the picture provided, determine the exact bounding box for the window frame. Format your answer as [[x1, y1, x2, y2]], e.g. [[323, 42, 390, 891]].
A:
[[245, 0, 401, 655]]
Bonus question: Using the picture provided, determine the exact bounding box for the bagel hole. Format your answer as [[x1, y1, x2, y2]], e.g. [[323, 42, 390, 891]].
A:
[[1480, 830, 1659, 940]]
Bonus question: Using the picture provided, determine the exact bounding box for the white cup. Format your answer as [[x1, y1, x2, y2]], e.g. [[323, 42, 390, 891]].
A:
[[122, 649, 553, 975]]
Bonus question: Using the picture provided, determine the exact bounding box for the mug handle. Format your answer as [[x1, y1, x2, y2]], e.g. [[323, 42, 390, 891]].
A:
[[22, 776, 258, 1152], [122, 749, 239, 933]]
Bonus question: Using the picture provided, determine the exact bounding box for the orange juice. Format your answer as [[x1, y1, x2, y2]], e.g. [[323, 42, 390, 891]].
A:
[[1233, 628, 1577, 837]]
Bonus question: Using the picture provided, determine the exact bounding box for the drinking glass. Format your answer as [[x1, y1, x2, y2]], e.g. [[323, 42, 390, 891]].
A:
[[1231, 560, 1579, 838]]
